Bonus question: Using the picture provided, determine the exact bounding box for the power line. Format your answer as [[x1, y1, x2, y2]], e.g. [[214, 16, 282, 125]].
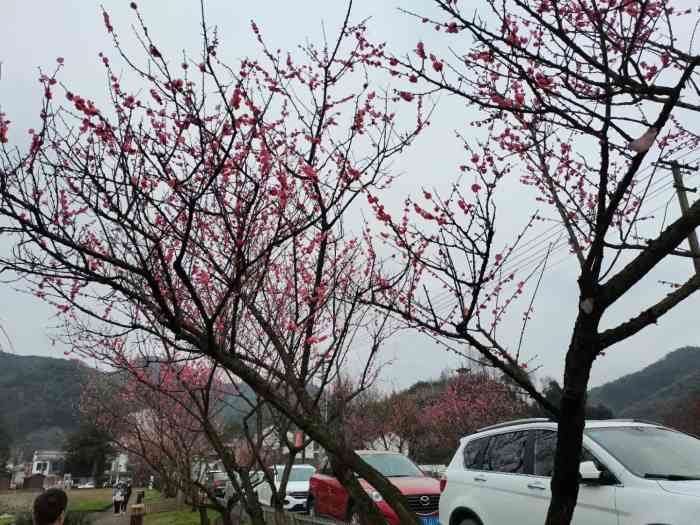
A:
[[346, 151, 700, 364], [420, 152, 700, 316]]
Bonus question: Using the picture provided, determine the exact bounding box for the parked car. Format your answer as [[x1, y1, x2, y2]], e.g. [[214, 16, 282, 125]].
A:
[[76, 481, 95, 489], [308, 451, 440, 524], [440, 418, 700, 525], [214, 472, 239, 508], [256, 464, 315, 512], [206, 470, 230, 502], [215, 470, 264, 506]]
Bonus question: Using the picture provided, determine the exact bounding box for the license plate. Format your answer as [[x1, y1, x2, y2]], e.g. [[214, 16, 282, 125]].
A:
[[420, 517, 439, 525]]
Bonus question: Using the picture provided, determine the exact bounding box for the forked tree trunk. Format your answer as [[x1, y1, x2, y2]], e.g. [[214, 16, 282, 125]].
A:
[[220, 497, 237, 525], [272, 508, 286, 525], [218, 507, 233, 525], [545, 316, 597, 525], [243, 493, 266, 525]]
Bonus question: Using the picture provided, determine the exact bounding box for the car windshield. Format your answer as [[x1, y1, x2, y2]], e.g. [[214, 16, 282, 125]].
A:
[[359, 453, 423, 477], [586, 426, 700, 478], [275, 466, 315, 482]]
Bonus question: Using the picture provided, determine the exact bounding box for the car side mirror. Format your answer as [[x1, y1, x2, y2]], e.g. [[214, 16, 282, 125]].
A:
[[579, 461, 602, 483]]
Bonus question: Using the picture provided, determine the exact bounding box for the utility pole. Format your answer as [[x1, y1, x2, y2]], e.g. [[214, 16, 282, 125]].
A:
[[657, 160, 700, 274]]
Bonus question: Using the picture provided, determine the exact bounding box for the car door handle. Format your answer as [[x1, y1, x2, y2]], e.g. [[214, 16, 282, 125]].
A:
[[527, 483, 546, 491], [473, 476, 487, 482]]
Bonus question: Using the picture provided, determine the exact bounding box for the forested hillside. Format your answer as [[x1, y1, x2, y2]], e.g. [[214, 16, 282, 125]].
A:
[[0, 352, 86, 459], [588, 346, 700, 421]]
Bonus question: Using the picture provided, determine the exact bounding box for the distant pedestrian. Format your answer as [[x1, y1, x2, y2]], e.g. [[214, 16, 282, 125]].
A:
[[121, 482, 132, 513], [33, 488, 67, 525], [112, 483, 125, 514]]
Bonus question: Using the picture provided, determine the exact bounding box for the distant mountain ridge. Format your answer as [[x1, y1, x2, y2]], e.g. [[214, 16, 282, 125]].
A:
[[4, 346, 699, 460], [0, 351, 87, 459], [0, 352, 258, 460], [588, 346, 700, 422]]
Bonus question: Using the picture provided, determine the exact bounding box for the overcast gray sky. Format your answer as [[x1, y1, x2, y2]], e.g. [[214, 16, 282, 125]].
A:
[[1, 0, 698, 392]]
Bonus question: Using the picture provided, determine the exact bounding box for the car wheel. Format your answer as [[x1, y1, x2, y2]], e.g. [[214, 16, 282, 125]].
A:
[[307, 497, 315, 517]]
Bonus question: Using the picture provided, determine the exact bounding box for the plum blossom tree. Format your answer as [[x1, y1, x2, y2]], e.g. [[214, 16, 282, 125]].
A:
[[82, 358, 255, 525], [414, 372, 528, 463], [346, 372, 528, 464], [83, 350, 316, 525], [0, 2, 425, 523], [346, 389, 417, 455], [366, 0, 700, 523]]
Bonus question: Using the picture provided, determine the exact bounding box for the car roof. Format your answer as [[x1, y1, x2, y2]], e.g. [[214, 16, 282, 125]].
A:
[[463, 418, 667, 440]]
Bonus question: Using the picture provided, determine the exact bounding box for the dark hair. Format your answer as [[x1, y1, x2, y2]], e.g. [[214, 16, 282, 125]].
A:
[[33, 489, 68, 525]]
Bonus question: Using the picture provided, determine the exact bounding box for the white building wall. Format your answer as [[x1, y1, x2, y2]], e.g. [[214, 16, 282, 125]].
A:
[[31, 451, 66, 475]]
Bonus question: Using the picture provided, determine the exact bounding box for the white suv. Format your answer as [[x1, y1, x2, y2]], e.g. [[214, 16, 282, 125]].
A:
[[255, 464, 316, 512], [439, 418, 700, 525]]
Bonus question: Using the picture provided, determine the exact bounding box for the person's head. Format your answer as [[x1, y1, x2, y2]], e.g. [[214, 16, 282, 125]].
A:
[[33, 489, 67, 525]]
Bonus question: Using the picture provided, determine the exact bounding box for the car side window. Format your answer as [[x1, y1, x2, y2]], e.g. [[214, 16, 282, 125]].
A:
[[463, 437, 489, 470], [534, 430, 557, 477], [534, 430, 600, 477], [484, 431, 528, 474]]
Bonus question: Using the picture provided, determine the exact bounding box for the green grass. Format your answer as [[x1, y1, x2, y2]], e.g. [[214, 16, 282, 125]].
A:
[[67, 499, 113, 512], [0, 516, 14, 525], [66, 487, 157, 512], [62, 487, 116, 512], [143, 509, 220, 525], [141, 490, 163, 504]]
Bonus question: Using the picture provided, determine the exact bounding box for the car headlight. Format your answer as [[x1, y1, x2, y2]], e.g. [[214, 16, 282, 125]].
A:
[[368, 489, 383, 502]]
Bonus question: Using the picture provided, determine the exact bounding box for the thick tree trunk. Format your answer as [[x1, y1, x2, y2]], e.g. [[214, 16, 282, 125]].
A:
[[199, 420, 264, 525], [243, 493, 266, 525], [329, 456, 389, 525], [270, 454, 296, 521], [272, 508, 286, 525], [163, 479, 177, 499], [271, 497, 285, 516], [544, 316, 597, 525], [198, 506, 210, 525], [222, 497, 237, 525], [218, 508, 232, 525]]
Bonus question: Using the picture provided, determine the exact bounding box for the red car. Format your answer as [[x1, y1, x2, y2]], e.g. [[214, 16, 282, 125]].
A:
[[308, 450, 440, 525]]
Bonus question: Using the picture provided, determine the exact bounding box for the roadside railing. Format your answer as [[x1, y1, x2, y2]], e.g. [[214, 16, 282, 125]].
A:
[[141, 499, 187, 514], [260, 508, 344, 524], [214, 505, 346, 525]]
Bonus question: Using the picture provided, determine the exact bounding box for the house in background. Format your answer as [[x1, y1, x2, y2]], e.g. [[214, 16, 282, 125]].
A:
[[31, 450, 65, 476], [105, 452, 129, 484], [260, 425, 322, 465]]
